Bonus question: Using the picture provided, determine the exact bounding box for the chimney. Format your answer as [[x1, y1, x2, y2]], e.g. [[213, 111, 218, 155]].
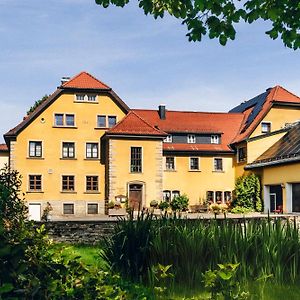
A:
[[158, 104, 166, 120], [61, 76, 70, 85]]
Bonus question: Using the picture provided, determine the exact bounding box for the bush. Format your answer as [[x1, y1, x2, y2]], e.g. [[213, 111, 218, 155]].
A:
[[233, 173, 262, 212], [231, 206, 253, 214], [158, 201, 169, 210], [170, 194, 189, 212]]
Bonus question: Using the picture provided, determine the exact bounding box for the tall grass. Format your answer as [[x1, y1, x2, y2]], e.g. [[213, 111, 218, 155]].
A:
[[101, 214, 300, 289]]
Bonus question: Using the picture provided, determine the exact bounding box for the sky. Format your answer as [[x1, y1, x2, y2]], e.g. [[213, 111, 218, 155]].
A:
[[0, 0, 300, 142]]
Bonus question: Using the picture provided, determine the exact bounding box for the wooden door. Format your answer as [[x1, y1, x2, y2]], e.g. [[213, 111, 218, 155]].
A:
[[129, 184, 143, 211]]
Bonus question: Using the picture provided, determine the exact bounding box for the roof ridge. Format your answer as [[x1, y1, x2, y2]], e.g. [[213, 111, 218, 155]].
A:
[[62, 71, 110, 89], [273, 85, 300, 101], [133, 108, 243, 115]]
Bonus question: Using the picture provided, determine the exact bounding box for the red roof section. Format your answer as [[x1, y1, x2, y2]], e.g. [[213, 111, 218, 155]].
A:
[[0, 144, 8, 151], [62, 71, 110, 90], [232, 86, 300, 143], [133, 109, 244, 152], [107, 111, 167, 137]]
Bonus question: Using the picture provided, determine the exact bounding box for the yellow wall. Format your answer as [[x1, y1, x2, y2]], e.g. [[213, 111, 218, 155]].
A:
[[163, 155, 235, 205], [0, 152, 8, 168], [251, 106, 300, 138], [247, 132, 286, 163], [12, 93, 126, 217], [108, 138, 163, 207]]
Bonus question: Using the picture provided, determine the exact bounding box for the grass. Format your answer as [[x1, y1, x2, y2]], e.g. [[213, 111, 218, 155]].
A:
[[50, 243, 108, 269]]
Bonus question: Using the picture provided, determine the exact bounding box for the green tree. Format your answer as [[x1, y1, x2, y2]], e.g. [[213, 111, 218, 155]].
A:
[[27, 94, 48, 115], [95, 0, 300, 49], [233, 173, 262, 212]]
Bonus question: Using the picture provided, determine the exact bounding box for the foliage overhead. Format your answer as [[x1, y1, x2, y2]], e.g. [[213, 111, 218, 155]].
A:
[[95, 0, 300, 49], [27, 94, 48, 115]]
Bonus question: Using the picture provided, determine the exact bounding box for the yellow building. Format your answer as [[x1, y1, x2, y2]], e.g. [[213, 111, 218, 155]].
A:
[[4, 72, 300, 220]]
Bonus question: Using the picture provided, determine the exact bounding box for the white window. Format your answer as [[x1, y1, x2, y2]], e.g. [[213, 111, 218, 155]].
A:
[[172, 190, 180, 199], [163, 190, 171, 202], [76, 94, 85, 101], [211, 135, 219, 144], [187, 134, 196, 144], [165, 157, 175, 170], [261, 122, 271, 133], [29, 141, 42, 157], [86, 143, 99, 159], [214, 158, 223, 172], [62, 142, 75, 158], [164, 135, 172, 143], [189, 157, 200, 170], [87, 95, 96, 102]]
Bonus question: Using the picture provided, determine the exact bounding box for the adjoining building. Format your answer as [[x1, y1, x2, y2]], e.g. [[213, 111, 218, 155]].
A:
[[4, 72, 300, 220]]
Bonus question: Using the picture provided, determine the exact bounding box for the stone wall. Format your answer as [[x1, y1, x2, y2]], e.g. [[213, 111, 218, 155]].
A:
[[41, 220, 118, 244]]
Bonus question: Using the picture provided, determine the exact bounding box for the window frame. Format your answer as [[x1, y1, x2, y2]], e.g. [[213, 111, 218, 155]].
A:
[[86, 175, 99, 192], [163, 190, 171, 202], [62, 142, 75, 159], [211, 135, 220, 144], [61, 175, 75, 192], [165, 156, 175, 171], [108, 116, 117, 128], [172, 190, 180, 200], [28, 141, 42, 158], [54, 113, 76, 127], [261, 121, 271, 133], [97, 115, 107, 128], [63, 203, 75, 215], [213, 157, 224, 172], [207, 191, 214, 203], [187, 134, 196, 144], [28, 174, 42, 192], [164, 135, 172, 143], [237, 146, 247, 163], [189, 157, 200, 171], [87, 203, 99, 214], [86, 142, 99, 159], [130, 146, 143, 173]]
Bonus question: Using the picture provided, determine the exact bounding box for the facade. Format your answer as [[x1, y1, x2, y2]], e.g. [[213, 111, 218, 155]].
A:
[[4, 72, 300, 220]]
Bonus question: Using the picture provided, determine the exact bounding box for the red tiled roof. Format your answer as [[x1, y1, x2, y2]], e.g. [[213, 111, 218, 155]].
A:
[[62, 71, 110, 90], [106, 111, 167, 137], [0, 144, 8, 151], [163, 143, 229, 152], [232, 86, 300, 144], [133, 109, 244, 152]]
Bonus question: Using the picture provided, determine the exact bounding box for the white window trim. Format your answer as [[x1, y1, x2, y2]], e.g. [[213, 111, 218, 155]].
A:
[[96, 115, 107, 128], [85, 175, 100, 192], [211, 135, 219, 144], [61, 141, 76, 159], [86, 202, 99, 214], [28, 140, 44, 158], [53, 112, 76, 127], [189, 157, 200, 171], [62, 202, 75, 215], [165, 156, 176, 171], [129, 146, 143, 173], [74, 94, 98, 103], [187, 134, 196, 144], [164, 135, 172, 143], [27, 173, 43, 192], [261, 121, 272, 133], [61, 174, 76, 193], [85, 142, 99, 159], [213, 157, 224, 172]]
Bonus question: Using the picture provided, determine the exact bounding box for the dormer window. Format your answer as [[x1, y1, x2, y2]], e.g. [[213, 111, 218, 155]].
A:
[[187, 134, 196, 144], [261, 122, 271, 133], [75, 94, 97, 102], [211, 135, 219, 144], [164, 135, 172, 143]]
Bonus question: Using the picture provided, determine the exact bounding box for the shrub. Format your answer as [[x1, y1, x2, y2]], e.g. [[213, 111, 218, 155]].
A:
[[170, 194, 189, 212], [231, 206, 253, 214], [150, 200, 158, 208], [158, 201, 169, 210], [233, 173, 262, 212]]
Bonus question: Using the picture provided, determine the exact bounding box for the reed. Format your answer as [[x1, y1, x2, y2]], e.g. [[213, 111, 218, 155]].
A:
[[101, 214, 300, 289]]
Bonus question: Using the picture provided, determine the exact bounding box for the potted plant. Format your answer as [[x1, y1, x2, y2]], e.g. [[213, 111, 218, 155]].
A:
[[170, 194, 189, 214], [108, 200, 127, 217]]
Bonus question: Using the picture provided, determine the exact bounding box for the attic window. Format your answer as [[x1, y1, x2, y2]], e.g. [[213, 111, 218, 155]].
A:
[[261, 122, 271, 133], [164, 135, 172, 143], [75, 94, 97, 102], [211, 135, 219, 144], [187, 134, 196, 144]]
